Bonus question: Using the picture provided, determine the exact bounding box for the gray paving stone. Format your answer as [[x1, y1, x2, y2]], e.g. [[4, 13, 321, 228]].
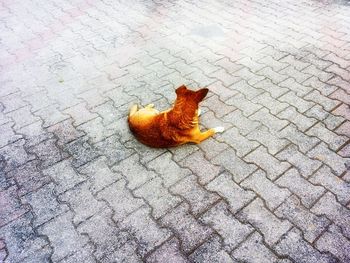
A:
[[279, 78, 313, 96], [245, 146, 291, 180], [134, 177, 181, 219], [119, 206, 172, 257], [59, 182, 106, 225], [218, 127, 259, 157], [275, 196, 330, 243], [211, 148, 257, 183], [171, 175, 220, 216], [148, 152, 191, 187], [311, 192, 350, 239], [200, 202, 254, 251], [279, 91, 315, 113], [237, 198, 292, 245], [276, 145, 322, 178], [39, 212, 89, 262], [241, 170, 291, 210], [189, 234, 236, 263], [0, 139, 36, 172], [310, 165, 350, 205], [307, 123, 348, 151], [250, 108, 289, 131], [206, 172, 255, 213], [0, 214, 49, 263], [278, 124, 320, 153], [78, 156, 121, 194], [308, 142, 348, 176], [274, 228, 336, 263], [226, 93, 262, 116], [232, 232, 290, 263], [146, 238, 189, 263], [97, 179, 144, 222], [276, 168, 326, 208], [316, 224, 350, 263], [278, 106, 317, 132], [77, 208, 133, 262], [222, 109, 260, 135], [160, 202, 213, 253]]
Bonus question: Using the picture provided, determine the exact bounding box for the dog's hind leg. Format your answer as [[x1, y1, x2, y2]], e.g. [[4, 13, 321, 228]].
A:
[[191, 126, 225, 144], [129, 104, 138, 117]]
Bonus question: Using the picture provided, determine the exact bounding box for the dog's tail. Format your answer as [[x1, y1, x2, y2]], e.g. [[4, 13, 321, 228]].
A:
[[129, 104, 138, 118]]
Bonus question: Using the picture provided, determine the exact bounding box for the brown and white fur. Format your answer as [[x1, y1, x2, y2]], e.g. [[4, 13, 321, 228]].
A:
[[128, 85, 224, 148]]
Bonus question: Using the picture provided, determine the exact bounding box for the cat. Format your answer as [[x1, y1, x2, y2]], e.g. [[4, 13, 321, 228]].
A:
[[128, 85, 224, 148]]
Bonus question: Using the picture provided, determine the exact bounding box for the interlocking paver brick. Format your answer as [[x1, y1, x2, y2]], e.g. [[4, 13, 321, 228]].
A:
[[211, 148, 257, 183], [250, 108, 289, 131], [0, 186, 29, 227], [256, 66, 289, 84], [276, 168, 325, 207], [279, 91, 315, 113], [135, 177, 181, 219], [222, 109, 260, 135], [171, 175, 220, 216], [160, 202, 213, 254], [316, 224, 350, 263], [276, 145, 322, 177], [119, 206, 172, 257], [306, 122, 348, 151], [39, 211, 89, 262], [254, 78, 289, 98], [189, 234, 235, 263], [241, 170, 291, 210], [308, 142, 348, 176], [274, 228, 336, 263], [206, 172, 255, 213], [146, 237, 188, 263], [0, 123, 22, 148], [279, 78, 312, 96], [148, 152, 191, 187], [252, 92, 289, 115], [232, 231, 291, 263], [310, 166, 350, 205], [275, 196, 330, 243], [311, 192, 350, 239], [226, 93, 262, 116], [303, 76, 337, 96], [244, 146, 291, 180], [200, 201, 254, 251], [218, 127, 259, 157], [237, 198, 292, 245]]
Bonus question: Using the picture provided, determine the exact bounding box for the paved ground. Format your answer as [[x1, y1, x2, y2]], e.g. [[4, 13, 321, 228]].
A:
[[1, 0, 350, 262]]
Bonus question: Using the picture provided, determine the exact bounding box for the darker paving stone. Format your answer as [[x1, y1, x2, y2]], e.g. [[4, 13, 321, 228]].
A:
[[146, 238, 189, 263], [47, 119, 85, 145], [28, 138, 65, 168], [0, 139, 35, 172], [189, 234, 235, 263], [0, 185, 29, 227], [95, 135, 135, 166], [64, 137, 100, 167], [22, 183, 69, 227], [5, 160, 51, 196], [0, 213, 49, 262]]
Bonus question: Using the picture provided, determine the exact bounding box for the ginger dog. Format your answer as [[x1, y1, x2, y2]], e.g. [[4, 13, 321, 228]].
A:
[[128, 85, 224, 148]]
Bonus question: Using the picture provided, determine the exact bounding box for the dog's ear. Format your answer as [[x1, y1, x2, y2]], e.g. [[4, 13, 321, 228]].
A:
[[176, 85, 187, 95], [195, 88, 209, 102]]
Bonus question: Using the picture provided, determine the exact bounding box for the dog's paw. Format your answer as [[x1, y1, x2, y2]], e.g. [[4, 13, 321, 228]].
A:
[[214, 126, 225, 133], [146, 103, 155, 108], [197, 108, 201, 116]]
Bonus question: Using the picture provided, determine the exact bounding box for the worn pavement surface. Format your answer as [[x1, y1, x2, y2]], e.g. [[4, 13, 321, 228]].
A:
[[1, 0, 350, 262]]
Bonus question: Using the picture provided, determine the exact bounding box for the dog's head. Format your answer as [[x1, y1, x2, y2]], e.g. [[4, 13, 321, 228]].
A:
[[175, 85, 209, 104]]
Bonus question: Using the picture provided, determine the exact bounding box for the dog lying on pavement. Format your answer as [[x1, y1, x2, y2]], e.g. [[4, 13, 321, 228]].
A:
[[128, 85, 224, 148]]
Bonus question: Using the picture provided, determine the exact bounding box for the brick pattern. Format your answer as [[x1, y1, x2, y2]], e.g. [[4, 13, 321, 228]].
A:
[[1, 0, 350, 262]]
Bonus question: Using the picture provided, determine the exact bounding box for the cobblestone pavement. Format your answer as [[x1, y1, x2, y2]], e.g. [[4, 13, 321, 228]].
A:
[[1, 0, 350, 262]]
